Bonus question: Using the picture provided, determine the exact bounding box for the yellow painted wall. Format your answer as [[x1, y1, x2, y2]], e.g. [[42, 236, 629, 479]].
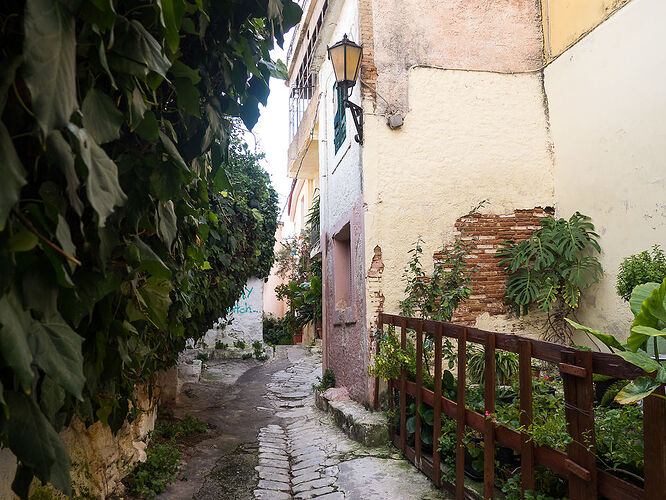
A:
[[542, 0, 630, 58], [362, 67, 554, 334]]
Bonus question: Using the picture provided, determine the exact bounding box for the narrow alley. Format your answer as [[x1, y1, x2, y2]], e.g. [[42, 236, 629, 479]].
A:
[[159, 346, 445, 500]]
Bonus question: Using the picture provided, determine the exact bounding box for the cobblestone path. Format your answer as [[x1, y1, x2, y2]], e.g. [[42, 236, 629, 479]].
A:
[[253, 348, 444, 500]]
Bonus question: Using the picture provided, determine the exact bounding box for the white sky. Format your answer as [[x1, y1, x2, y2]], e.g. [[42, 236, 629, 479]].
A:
[[245, 30, 297, 238]]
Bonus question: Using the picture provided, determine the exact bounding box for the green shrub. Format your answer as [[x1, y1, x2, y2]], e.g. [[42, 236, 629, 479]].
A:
[[278, 335, 294, 345], [126, 442, 180, 499], [252, 341, 269, 361], [241, 353, 253, 360], [234, 340, 247, 349], [195, 353, 208, 362], [154, 414, 207, 440], [215, 340, 227, 350], [313, 369, 336, 392], [617, 245, 666, 301]]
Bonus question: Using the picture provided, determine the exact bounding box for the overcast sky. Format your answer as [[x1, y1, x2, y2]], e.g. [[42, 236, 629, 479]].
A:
[[245, 30, 296, 238]]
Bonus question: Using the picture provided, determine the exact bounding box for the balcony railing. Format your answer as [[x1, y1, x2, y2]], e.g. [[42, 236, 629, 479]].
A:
[[289, 81, 316, 142]]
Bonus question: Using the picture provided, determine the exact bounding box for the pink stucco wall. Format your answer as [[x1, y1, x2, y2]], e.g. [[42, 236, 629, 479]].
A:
[[263, 223, 288, 318], [323, 198, 369, 403], [369, 0, 544, 111]]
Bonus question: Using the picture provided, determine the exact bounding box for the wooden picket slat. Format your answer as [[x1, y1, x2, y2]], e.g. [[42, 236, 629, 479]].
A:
[[519, 340, 535, 495], [561, 350, 597, 500], [400, 317, 407, 455], [455, 328, 467, 499], [432, 323, 443, 486], [415, 320, 424, 468], [483, 333, 496, 500]]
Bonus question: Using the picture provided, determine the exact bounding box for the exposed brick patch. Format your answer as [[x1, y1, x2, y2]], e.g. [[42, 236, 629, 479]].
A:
[[358, 0, 377, 109], [366, 245, 385, 334], [434, 208, 552, 325]]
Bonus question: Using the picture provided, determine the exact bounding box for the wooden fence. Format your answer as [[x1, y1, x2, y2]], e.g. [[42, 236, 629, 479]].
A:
[[375, 313, 666, 500]]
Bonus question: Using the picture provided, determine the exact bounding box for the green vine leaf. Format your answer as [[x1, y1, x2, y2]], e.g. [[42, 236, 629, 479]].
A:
[[0, 292, 34, 390], [0, 123, 26, 230], [5, 391, 72, 497], [22, 0, 77, 135], [31, 313, 85, 400], [82, 89, 124, 144]]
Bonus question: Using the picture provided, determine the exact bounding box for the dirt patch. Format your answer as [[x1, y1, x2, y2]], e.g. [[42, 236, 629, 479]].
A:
[[193, 444, 259, 500]]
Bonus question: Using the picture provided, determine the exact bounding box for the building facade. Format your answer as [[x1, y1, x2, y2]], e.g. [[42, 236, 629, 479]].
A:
[[286, 0, 666, 404]]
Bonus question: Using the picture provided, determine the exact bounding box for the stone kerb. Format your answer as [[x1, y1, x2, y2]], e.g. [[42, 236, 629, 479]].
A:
[[315, 387, 388, 447]]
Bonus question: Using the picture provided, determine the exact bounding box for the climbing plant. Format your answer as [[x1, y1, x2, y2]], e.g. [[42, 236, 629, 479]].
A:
[[0, 0, 300, 497], [497, 212, 603, 344]]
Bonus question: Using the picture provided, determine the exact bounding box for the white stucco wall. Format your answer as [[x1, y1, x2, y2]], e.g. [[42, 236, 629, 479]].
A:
[[318, 0, 363, 234], [545, 0, 666, 339], [363, 67, 555, 328], [203, 277, 264, 346]]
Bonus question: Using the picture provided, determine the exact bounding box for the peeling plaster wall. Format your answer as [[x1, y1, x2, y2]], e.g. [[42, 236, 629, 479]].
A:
[[544, 0, 666, 340], [369, 0, 544, 112], [362, 68, 554, 334], [318, 0, 370, 401]]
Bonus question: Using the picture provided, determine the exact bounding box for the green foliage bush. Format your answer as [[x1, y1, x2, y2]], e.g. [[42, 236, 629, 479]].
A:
[[154, 413, 207, 440], [0, 0, 300, 496], [617, 245, 666, 301], [125, 442, 180, 499], [215, 340, 227, 350], [252, 341, 268, 361], [234, 340, 247, 350]]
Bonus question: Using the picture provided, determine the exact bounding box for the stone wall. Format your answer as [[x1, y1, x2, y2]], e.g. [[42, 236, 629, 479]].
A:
[[0, 385, 158, 499]]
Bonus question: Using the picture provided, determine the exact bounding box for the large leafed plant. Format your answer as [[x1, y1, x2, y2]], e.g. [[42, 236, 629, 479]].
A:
[[0, 0, 300, 497], [498, 212, 603, 344], [568, 279, 666, 405]]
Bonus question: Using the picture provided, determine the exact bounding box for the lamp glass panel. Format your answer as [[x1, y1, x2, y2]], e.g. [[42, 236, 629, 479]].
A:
[[344, 44, 362, 82], [329, 45, 347, 84]]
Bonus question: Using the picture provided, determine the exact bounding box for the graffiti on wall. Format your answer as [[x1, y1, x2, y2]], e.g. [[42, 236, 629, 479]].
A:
[[229, 285, 261, 314]]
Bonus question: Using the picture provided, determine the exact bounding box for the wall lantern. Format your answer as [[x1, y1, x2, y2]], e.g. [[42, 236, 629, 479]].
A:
[[327, 34, 363, 145]]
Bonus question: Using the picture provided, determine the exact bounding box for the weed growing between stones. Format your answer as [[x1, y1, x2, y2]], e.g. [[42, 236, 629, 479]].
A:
[[313, 369, 336, 392], [253, 341, 269, 361], [215, 340, 228, 350], [234, 340, 247, 349]]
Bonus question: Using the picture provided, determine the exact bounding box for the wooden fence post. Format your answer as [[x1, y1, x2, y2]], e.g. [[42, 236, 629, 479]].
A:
[[644, 385, 666, 500], [456, 328, 467, 499], [415, 320, 424, 468], [374, 314, 383, 410], [519, 340, 535, 495], [560, 350, 597, 500], [433, 323, 443, 487], [483, 333, 496, 500]]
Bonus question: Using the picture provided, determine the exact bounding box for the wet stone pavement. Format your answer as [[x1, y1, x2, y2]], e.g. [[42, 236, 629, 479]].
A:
[[159, 345, 445, 500]]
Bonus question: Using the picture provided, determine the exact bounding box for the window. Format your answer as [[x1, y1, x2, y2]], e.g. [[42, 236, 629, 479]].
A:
[[333, 223, 351, 310], [333, 82, 346, 153]]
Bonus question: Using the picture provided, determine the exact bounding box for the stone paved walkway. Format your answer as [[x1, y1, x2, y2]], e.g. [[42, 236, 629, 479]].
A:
[[253, 347, 445, 500]]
